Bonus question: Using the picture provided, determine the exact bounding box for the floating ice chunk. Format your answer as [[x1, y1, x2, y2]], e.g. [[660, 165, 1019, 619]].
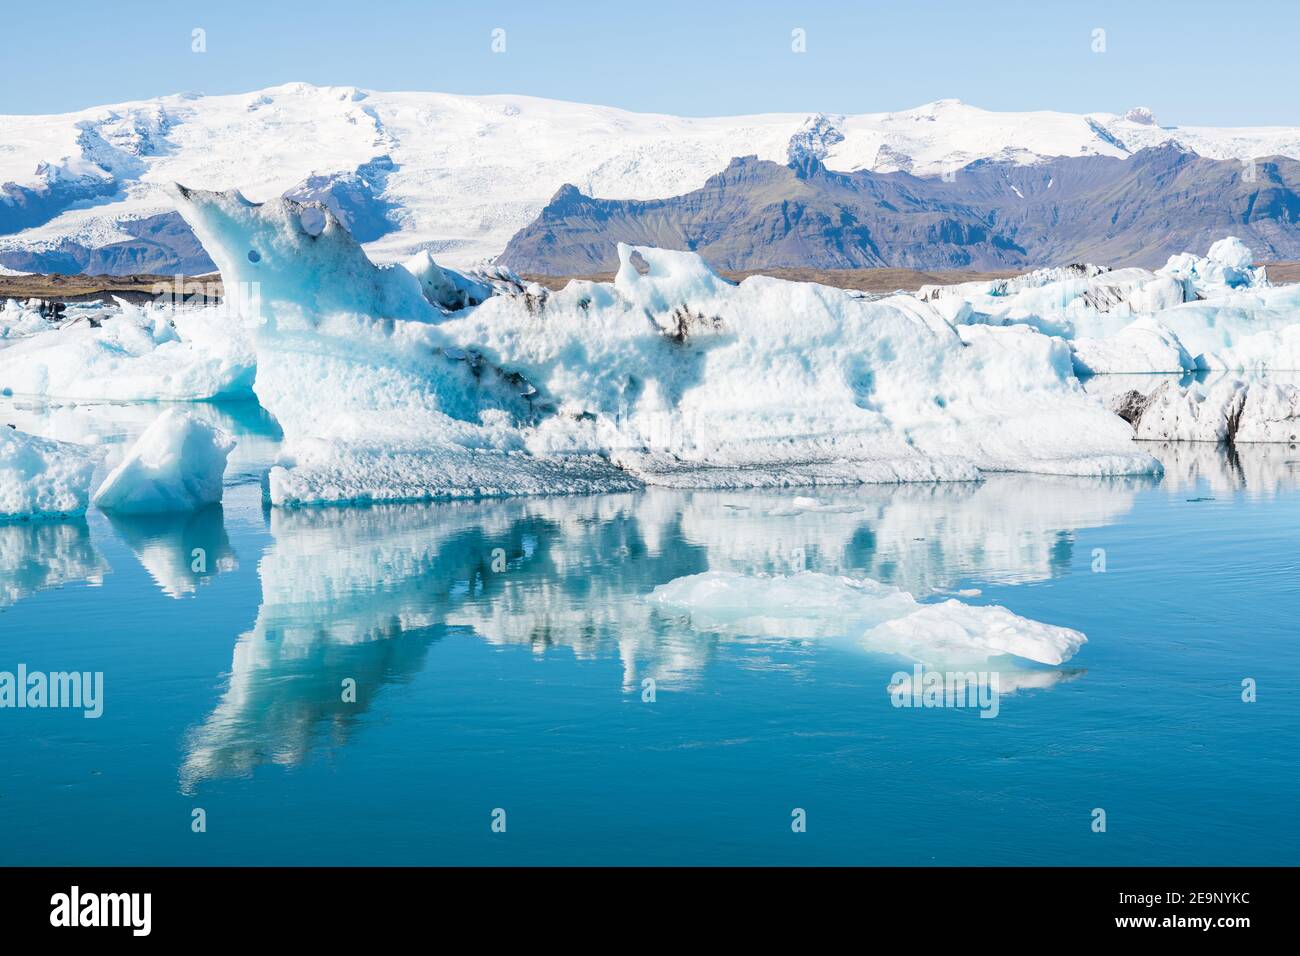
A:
[[0, 299, 255, 401], [925, 237, 1300, 375], [92, 409, 235, 514], [864, 599, 1084, 666], [1158, 236, 1265, 293], [0, 299, 52, 340], [1124, 377, 1300, 444], [0, 426, 100, 519], [648, 570, 1086, 669], [456, 249, 1157, 480], [1131, 379, 1245, 442], [924, 264, 1190, 341], [764, 494, 865, 516]]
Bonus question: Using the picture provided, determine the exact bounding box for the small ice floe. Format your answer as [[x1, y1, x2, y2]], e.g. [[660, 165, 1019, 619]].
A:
[[92, 409, 235, 514], [648, 569, 1085, 693]]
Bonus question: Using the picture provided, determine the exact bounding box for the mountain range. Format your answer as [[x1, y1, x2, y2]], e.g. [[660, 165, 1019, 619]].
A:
[[500, 147, 1300, 273], [3, 83, 1300, 276]]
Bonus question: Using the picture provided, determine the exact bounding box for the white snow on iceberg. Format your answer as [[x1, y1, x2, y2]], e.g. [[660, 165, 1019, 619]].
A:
[[170, 186, 1158, 505], [0, 426, 100, 519], [92, 409, 235, 514]]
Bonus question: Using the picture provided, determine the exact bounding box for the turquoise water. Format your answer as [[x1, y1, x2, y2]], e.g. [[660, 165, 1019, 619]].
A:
[[1, 398, 1297, 865]]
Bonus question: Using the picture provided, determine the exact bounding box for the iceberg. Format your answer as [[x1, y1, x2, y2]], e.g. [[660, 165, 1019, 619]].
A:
[[1161, 236, 1265, 292], [1106, 377, 1300, 445], [926, 237, 1300, 374], [0, 426, 100, 519], [171, 186, 1157, 505], [0, 297, 256, 402], [92, 409, 235, 514]]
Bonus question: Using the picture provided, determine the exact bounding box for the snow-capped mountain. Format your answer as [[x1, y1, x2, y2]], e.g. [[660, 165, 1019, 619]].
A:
[[4, 82, 1300, 273]]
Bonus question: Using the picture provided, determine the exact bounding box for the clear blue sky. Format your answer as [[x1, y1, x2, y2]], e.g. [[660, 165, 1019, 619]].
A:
[[4, 0, 1295, 126]]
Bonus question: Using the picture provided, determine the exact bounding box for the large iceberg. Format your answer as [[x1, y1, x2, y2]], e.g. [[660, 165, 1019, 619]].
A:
[[171, 186, 1157, 505], [92, 409, 236, 514], [0, 426, 100, 519]]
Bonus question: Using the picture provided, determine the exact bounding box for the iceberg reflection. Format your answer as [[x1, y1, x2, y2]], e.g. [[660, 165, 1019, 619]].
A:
[[1147, 441, 1300, 498], [181, 476, 1152, 787], [107, 505, 237, 599], [0, 518, 107, 609]]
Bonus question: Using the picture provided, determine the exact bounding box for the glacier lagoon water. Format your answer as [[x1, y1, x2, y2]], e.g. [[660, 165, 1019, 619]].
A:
[[0, 397, 1297, 866]]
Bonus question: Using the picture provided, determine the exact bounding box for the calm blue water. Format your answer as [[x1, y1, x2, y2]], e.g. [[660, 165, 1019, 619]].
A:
[[1, 397, 1297, 865]]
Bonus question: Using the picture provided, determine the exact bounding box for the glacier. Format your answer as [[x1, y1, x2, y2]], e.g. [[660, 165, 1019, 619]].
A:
[[168, 184, 1160, 505], [8, 83, 1300, 272]]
